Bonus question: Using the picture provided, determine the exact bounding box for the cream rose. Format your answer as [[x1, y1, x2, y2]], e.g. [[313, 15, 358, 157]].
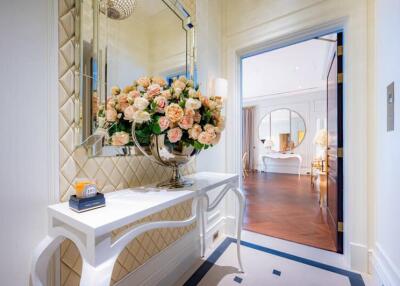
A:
[[188, 88, 197, 98], [123, 85, 134, 93], [128, 90, 141, 101], [147, 84, 161, 98], [161, 90, 172, 100], [106, 108, 118, 122], [165, 103, 184, 123], [173, 80, 186, 90], [197, 130, 216, 145], [134, 97, 149, 111], [133, 110, 151, 123], [111, 86, 121, 96], [154, 96, 168, 113], [152, 76, 167, 87], [185, 108, 195, 117], [136, 76, 151, 88], [167, 127, 183, 143], [188, 124, 202, 140], [174, 87, 182, 97], [185, 98, 202, 110], [215, 116, 225, 133], [178, 115, 194, 130], [158, 116, 170, 131], [111, 132, 130, 146], [123, 105, 137, 121]]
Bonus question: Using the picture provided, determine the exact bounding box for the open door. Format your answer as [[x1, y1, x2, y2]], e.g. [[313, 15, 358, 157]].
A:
[[326, 32, 344, 253]]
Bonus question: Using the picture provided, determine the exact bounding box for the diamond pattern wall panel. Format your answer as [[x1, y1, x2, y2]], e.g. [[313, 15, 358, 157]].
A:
[[58, 1, 196, 285]]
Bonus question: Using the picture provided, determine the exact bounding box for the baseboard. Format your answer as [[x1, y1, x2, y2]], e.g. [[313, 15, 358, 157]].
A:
[[372, 243, 400, 286], [349, 242, 368, 273], [116, 230, 200, 286]]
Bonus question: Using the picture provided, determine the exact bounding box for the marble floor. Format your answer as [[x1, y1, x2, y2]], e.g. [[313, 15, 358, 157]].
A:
[[176, 231, 374, 286]]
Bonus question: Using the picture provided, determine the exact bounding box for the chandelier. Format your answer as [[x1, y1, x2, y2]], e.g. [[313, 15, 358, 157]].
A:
[[100, 0, 136, 20]]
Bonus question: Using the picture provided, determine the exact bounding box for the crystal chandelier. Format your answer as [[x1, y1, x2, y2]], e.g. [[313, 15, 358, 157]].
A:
[[100, 0, 136, 20]]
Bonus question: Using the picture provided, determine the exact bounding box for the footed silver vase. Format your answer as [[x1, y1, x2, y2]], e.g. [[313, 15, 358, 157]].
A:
[[132, 124, 199, 188]]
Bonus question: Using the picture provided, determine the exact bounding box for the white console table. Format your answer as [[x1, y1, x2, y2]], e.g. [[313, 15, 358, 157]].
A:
[[31, 172, 244, 286], [261, 153, 303, 177]]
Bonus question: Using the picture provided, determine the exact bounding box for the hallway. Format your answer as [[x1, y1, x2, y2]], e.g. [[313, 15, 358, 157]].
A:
[[243, 172, 336, 252]]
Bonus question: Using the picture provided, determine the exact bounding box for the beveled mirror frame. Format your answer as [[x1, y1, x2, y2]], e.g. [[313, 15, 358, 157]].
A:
[[73, 0, 197, 157], [258, 108, 307, 152]]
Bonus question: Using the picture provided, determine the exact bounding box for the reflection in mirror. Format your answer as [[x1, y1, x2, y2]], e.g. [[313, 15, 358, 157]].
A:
[[76, 0, 195, 156], [259, 109, 306, 152]]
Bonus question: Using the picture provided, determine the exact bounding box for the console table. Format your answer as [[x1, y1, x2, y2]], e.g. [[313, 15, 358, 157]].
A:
[[31, 172, 244, 286], [261, 153, 302, 177]]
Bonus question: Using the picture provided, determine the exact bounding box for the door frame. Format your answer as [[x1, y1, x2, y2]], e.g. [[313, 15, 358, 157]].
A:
[[224, 18, 369, 272]]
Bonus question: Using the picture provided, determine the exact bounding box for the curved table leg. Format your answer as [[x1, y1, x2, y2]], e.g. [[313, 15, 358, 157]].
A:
[[80, 257, 117, 286], [232, 187, 245, 273], [31, 235, 64, 286], [200, 197, 206, 258]]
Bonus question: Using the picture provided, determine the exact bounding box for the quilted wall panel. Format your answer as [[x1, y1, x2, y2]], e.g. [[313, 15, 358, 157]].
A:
[[58, 0, 197, 285]]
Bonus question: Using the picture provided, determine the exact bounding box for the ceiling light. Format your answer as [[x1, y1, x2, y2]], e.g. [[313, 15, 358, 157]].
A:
[[100, 0, 136, 20], [295, 66, 300, 70]]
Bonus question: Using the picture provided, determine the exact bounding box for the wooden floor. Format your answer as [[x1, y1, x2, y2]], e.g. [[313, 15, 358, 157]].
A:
[[243, 172, 337, 252]]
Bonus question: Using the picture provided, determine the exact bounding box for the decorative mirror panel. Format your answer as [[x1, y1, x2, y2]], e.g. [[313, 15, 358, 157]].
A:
[[259, 108, 306, 152], [75, 0, 196, 156]]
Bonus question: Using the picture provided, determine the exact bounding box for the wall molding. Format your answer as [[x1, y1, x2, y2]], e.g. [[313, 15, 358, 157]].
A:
[[372, 243, 400, 286]]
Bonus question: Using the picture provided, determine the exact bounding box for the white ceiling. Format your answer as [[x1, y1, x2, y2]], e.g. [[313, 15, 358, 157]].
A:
[[242, 35, 336, 100]]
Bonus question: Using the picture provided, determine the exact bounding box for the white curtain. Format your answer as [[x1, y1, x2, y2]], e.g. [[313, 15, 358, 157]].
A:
[[242, 107, 255, 170]]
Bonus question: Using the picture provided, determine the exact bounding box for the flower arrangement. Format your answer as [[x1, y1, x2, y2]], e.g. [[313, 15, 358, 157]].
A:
[[97, 76, 225, 151]]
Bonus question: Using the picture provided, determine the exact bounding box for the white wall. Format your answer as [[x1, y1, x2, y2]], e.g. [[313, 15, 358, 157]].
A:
[[196, 0, 225, 173], [247, 91, 326, 174], [0, 0, 57, 285], [373, 0, 400, 284]]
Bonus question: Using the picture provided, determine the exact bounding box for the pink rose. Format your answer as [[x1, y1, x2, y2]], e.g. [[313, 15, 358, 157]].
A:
[[117, 93, 129, 111], [194, 111, 201, 123], [147, 84, 161, 98], [106, 108, 118, 122], [178, 115, 194, 130], [158, 116, 170, 131], [124, 105, 137, 121], [188, 124, 202, 140], [111, 132, 130, 146], [167, 127, 183, 143], [154, 96, 168, 113], [128, 90, 141, 99], [211, 132, 221, 145]]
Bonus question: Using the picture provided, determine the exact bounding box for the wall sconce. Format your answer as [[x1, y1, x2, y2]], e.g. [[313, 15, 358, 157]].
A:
[[211, 78, 228, 99]]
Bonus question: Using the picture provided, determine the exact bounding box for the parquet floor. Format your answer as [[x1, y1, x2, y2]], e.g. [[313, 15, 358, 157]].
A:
[[243, 172, 337, 252]]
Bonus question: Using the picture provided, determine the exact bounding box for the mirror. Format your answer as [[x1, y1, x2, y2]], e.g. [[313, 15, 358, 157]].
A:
[[75, 0, 196, 156], [259, 108, 306, 152]]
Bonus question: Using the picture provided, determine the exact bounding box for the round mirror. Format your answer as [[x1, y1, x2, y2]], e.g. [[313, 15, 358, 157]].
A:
[[258, 108, 306, 152]]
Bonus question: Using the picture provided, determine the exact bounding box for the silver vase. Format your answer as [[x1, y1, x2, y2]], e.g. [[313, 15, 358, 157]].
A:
[[132, 124, 199, 188]]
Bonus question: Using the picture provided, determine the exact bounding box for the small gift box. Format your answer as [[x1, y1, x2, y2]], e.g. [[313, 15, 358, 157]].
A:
[[69, 193, 105, 213]]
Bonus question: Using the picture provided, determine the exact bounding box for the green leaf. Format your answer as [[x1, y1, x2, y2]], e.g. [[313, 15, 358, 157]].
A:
[[151, 122, 162, 134], [194, 141, 204, 151]]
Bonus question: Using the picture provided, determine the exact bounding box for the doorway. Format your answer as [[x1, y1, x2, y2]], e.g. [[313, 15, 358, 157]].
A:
[[241, 32, 343, 253]]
